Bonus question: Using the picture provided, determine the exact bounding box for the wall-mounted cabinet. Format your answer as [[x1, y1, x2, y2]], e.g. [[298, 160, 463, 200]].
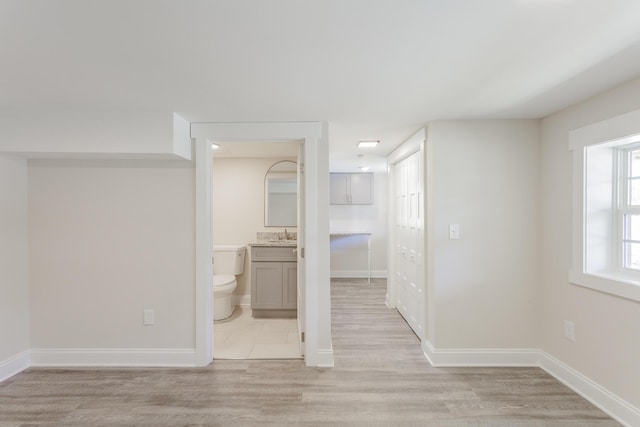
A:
[[250, 246, 297, 318], [330, 173, 374, 205]]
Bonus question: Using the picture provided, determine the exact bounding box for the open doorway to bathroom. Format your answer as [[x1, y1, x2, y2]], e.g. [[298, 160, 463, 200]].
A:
[[211, 141, 302, 360], [192, 120, 331, 367]]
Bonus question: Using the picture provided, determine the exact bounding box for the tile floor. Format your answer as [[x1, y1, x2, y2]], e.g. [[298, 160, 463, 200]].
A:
[[213, 305, 302, 360]]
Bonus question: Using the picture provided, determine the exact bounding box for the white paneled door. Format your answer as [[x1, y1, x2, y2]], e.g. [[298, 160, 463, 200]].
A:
[[393, 150, 424, 338]]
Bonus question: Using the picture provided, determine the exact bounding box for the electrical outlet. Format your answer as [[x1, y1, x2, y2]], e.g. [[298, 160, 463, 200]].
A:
[[563, 320, 575, 342], [143, 309, 155, 326]]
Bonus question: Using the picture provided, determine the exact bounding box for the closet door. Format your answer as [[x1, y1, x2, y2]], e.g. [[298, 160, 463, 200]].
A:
[[405, 151, 423, 338], [394, 159, 408, 314], [394, 151, 424, 338]]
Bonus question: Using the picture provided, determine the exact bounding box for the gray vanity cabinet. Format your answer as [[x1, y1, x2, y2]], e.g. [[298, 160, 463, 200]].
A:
[[250, 246, 297, 318]]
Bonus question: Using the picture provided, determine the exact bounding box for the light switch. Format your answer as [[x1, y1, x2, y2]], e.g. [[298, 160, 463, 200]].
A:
[[143, 309, 155, 326], [449, 224, 460, 240]]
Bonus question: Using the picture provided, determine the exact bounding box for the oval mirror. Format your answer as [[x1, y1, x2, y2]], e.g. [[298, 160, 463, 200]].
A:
[[264, 160, 297, 227]]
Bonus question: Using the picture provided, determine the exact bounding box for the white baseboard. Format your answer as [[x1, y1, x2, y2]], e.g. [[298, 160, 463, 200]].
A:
[[385, 296, 395, 309], [30, 348, 197, 367], [232, 295, 251, 306], [315, 350, 335, 368], [0, 350, 30, 383], [330, 270, 387, 279], [539, 351, 640, 427], [307, 347, 334, 368], [422, 340, 639, 427], [422, 340, 539, 367]]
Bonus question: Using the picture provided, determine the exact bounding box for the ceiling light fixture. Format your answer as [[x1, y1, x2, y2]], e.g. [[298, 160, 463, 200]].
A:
[[211, 143, 220, 150], [359, 166, 371, 171], [357, 140, 379, 148]]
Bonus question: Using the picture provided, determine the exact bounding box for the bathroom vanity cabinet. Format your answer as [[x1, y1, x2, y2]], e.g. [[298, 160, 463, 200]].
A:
[[250, 245, 297, 318]]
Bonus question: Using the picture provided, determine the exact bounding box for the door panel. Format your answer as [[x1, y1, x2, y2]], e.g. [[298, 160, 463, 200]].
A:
[[284, 262, 297, 309], [349, 173, 373, 204], [329, 173, 349, 204], [393, 151, 424, 338], [251, 262, 284, 309]]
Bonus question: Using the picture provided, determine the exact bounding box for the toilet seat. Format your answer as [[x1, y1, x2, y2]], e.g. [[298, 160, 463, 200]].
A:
[[213, 274, 235, 286], [213, 274, 236, 293]]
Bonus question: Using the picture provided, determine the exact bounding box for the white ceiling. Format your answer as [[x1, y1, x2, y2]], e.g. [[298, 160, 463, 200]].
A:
[[3, 0, 640, 170]]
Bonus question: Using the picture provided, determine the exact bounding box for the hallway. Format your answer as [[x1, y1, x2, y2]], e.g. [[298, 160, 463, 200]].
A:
[[0, 279, 618, 426]]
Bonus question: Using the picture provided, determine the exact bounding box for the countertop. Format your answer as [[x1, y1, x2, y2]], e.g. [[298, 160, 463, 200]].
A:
[[249, 241, 297, 247]]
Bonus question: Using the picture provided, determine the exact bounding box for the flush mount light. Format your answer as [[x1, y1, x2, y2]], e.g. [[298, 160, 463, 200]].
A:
[[357, 140, 379, 148], [211, 143, 220, 150], [359, 166, 371, 171]]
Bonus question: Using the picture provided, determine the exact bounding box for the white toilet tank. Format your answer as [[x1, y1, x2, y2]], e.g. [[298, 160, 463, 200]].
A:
[[213, 245, 246, 275]]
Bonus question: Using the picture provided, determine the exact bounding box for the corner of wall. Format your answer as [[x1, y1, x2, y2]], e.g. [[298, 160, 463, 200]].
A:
[[0, 351, 30, 383], [0, 154, 30, 383], [173, 113, 192, 160]]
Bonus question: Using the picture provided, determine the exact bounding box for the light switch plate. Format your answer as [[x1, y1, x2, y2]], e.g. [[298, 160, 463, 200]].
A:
[[449, 224, 460, 240], [563, 320, 575, 341], [143, 309, 155, 326]]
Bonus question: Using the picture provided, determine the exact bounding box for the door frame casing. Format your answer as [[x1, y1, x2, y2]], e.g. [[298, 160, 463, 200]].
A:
[[191, 122, 333, 367]]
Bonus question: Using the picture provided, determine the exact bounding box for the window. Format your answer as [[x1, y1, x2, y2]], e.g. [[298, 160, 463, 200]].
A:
[[619, 146, 640, 271], [569, 109, 640, 302]]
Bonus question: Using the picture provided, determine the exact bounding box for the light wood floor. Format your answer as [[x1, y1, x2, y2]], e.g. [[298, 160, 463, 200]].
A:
[[0, 279, 619, 426]]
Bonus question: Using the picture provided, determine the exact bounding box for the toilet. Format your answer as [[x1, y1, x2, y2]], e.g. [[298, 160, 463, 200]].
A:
[[212, 244, 246, 321]]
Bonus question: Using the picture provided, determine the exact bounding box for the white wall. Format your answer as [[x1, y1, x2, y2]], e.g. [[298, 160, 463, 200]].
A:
[[540, 77, 640, 409], [329, 171, 388, 278], [212, 157, 297, 297], [0, 154, 30, 374], [28, 160, 196, 352], [427, 120, 540, 349]]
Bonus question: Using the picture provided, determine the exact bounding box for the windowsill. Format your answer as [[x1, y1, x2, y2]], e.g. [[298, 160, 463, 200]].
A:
[[569, 270, 640, 302]]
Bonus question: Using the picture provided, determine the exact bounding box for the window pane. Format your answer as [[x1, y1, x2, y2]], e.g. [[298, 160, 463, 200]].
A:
[[630, 178, 640, 205], [624, 214, 640, 241], [630, 149, 640, 178], [625, 242, 640, 270]]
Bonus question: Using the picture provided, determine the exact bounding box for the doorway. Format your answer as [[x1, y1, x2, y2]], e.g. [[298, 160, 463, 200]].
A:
[[191, 122, 333, 368], [211, 146, 301, 359]]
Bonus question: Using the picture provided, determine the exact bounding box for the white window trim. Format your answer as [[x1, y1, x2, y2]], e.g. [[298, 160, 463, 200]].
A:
[[569, 108, 640, 302]]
